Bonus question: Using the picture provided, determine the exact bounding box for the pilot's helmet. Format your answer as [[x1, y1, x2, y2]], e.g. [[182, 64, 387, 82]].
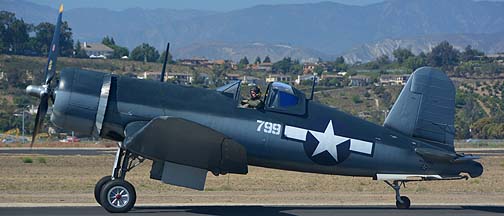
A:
[[250, 86, 261, 98]]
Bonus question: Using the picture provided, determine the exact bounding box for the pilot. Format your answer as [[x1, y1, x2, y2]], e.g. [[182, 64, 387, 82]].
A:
[[241, 86, 264, 109]]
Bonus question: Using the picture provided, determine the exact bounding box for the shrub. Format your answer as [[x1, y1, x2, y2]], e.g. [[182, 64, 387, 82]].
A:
[[37, 157, 46, 164], [22, 157, 33, 163]]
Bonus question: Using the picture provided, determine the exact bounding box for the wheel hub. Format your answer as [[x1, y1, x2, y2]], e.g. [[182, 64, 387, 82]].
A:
[[107, 186, 129, 208]]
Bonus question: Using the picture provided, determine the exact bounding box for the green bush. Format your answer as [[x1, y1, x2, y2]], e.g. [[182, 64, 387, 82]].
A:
[[352, 95, 363, 104], [22, 157, 33, 163], [37, 157, 46, 164]]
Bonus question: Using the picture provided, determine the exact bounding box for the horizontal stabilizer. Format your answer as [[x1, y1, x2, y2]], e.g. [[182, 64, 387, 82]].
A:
[[384, 67, 455, 148]]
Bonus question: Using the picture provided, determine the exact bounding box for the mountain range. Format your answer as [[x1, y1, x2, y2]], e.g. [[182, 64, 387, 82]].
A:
[[2, 0, 504, 62]]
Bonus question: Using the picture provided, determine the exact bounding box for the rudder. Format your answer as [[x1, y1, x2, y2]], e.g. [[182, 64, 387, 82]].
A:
[[384, 67, 455, 149]]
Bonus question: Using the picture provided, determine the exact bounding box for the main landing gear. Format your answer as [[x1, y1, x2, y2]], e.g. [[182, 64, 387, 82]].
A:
[[95, 147, 144, 213], [385, 180, 411, 209]]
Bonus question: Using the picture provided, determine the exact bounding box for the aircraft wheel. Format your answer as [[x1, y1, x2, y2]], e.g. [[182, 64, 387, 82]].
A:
[[100, 179, 136, 213], [395, 196, 411, 209], [94, 175, 112, 205]]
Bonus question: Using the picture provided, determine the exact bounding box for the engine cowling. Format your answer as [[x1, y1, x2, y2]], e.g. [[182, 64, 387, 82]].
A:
[[51, 68, 107, 136]]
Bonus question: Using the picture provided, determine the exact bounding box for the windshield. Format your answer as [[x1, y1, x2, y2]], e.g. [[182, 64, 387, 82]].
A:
[[216, 80, 241, 100]]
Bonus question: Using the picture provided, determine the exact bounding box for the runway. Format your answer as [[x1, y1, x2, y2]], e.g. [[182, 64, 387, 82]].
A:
[[0, 205, 503, 216], [0, 148, 116, 156], [1, 147, 503, 156]]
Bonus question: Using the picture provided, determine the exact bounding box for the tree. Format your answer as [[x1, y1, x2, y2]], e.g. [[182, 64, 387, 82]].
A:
[[314, 65, 324, 74], [254, 56, 261, 64], [158, 50, 174, 64], [8, 19, 30, 54], [263, 56, 271, 63], [130, 43, 159, 62], [74, 40, 88, 58], [102, 36, 129, 58], [332, 56, 348, 72], [460, 45, 484, 62], [428, 41, 460, 68], [393, 48, 414, 64], [102, 36, 115, 46], [404, 55, 427, 71], [335, 56, 345, 65], [0, 11, 31, 54], [376, 55, 391, 65], [273, 57, 292, 73], [239, 56, 249, 65], [32, 21, 73, 57], [0, 11, 17, 53]]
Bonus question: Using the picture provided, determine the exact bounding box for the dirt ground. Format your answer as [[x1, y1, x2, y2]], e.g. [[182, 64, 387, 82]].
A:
[[0, 154, 503, 205]]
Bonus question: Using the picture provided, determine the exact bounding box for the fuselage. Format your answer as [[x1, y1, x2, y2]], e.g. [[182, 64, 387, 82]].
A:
[[51, 68, 480, 178]]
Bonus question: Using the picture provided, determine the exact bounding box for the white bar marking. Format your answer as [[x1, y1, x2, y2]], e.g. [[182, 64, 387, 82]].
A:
[[284, 126, 308, 141], [350, 139, 373, 155]]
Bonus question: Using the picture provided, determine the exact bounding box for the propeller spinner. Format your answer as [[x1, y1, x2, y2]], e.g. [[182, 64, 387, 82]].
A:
[[25, 4, 64, 148]]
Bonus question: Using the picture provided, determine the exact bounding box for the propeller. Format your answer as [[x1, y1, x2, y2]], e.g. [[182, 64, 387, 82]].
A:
[[160, 42, 170, 82], [25, 4, 64, 148]]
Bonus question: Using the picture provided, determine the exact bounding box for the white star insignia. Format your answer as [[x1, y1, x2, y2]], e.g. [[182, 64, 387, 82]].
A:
[[309, 120, 349, 162]]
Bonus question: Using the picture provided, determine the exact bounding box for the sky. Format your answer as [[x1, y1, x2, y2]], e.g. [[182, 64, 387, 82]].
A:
[[25, 0, 386, 11], [24, 0, 504, 11]]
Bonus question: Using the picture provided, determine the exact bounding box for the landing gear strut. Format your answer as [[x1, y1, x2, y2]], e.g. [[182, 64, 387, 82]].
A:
[[95, 147, 144, 213], [385, 180, 411, 209]]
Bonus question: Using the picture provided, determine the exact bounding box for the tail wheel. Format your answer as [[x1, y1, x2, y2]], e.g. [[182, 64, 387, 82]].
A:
[[99, 179, 136, 213], [396, 196, 411, 209], [94, 175, 112, 205]]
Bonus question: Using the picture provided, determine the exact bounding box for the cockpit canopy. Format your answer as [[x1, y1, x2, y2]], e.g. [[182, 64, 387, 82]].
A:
[[265, 82, 306, 115], [217, 81, 307, 115]]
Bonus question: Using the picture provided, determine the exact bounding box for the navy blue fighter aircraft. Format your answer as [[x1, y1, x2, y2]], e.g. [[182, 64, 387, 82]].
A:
[[26, 5, 483, 213]]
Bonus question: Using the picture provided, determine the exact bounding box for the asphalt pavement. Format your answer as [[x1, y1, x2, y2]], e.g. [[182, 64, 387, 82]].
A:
[[0, 205, 503, 216], [1, 147, 503, 157], [0, 148, 116, 155]]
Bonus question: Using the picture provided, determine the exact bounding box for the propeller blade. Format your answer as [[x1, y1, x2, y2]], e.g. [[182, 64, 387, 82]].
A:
[[44, 4, 64, 85], [30, 94, 49, 148], [160, 42, 170, 82]]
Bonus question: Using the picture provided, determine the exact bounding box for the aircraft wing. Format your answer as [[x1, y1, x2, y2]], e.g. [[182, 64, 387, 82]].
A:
[[122, 116, 248, 175]]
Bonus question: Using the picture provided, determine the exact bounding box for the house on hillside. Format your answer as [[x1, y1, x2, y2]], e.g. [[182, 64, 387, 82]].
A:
[[266, 74, 292, 83], [295, 74, 319, 85], [166, 72, 194, 84], [379, 74, 410, 86], [321, 73, 344, 80], [253, 63, 273, 72], [303, 63, 317, 74], [137, 71, 162, 80], [178, 57, 210, 66], [242, 75, 265, 86], [81, 42, 113, 59], [349, 75, 371, 86], [224, 73, 241, 81]]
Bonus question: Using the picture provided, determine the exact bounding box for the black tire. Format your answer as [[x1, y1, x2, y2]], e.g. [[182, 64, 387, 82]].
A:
[[94, 176, 112, 205], [99, 179, 136, 213], [396, 196, 411, 209]]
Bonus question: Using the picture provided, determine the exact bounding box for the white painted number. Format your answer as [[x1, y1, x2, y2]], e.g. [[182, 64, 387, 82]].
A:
[[256, 120, 281, 135], [256, 120, 265, 132], [272, 123, 281, 135]]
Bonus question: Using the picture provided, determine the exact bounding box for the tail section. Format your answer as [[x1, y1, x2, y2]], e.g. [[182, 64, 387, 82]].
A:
[[384, 67, 455, 149]]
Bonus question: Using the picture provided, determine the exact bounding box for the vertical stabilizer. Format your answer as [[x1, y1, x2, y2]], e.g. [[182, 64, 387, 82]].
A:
[[384, 67, 455, 149]]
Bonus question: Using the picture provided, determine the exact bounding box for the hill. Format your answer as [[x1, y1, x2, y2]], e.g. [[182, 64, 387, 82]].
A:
[[342, 32, 504, 63], [3, 0, 504, 61]]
